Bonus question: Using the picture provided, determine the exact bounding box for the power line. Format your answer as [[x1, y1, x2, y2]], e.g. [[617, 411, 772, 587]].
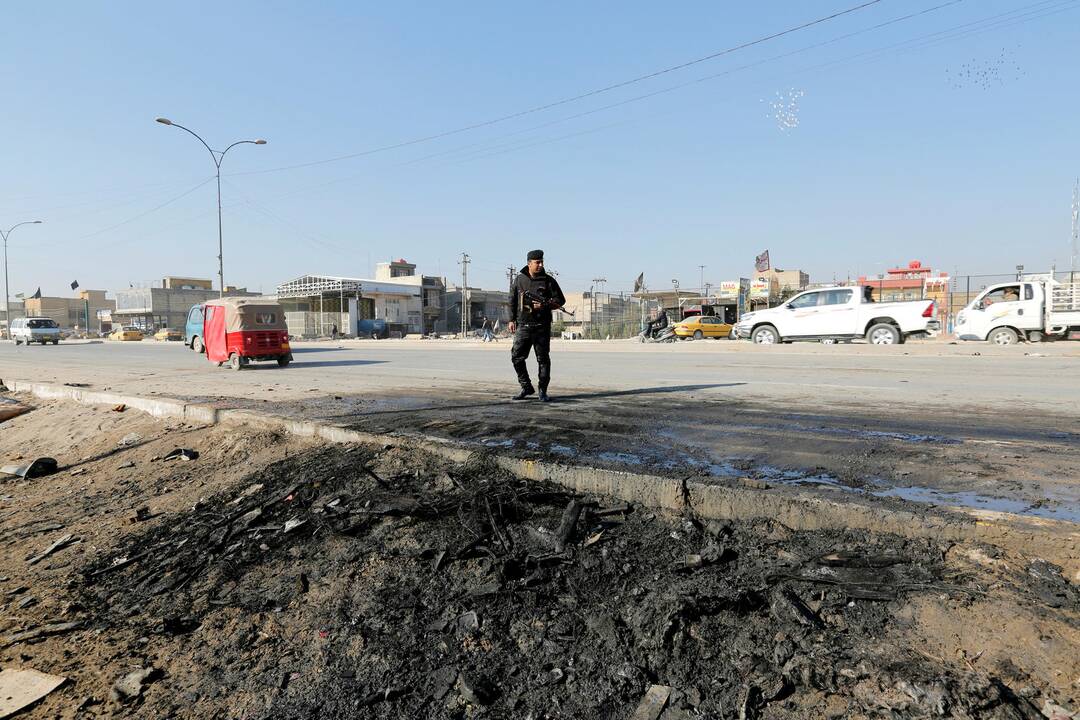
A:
[[75, 176, 216, 242], [230, 0, 888, 177], [235, 0, 962, 190]]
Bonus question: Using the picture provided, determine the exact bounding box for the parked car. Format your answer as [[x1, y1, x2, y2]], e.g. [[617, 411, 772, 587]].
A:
[[673, 315, 734, 340], [184, 303, 205, 352], [10, 317, 61, 345], [154, 327, 183, 342], [734, 286, 939, 345], [109, 326, 144, 341]]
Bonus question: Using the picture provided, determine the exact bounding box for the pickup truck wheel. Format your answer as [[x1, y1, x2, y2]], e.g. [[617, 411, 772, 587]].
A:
[[867, 323, 900, 345], [693, 330, 704, 340], [988, 327, 1019, 345], [277, 356, 291, 367], [752, 325, 779, 345]]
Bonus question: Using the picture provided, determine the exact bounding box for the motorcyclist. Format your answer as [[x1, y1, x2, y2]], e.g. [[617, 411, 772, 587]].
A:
[[642, 307, 669, 338]]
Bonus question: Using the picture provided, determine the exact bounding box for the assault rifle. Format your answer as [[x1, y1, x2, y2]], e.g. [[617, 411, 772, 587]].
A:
[[523, 290, 575, 317]]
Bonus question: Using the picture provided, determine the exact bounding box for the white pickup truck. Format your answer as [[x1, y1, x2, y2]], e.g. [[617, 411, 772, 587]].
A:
[[734, 286, 939, 345], [954, 276, 1080, 344]]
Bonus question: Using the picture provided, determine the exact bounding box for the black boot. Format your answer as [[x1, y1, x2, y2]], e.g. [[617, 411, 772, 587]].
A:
[[512, 385, 535, 401], [538, 384, 550, 402]]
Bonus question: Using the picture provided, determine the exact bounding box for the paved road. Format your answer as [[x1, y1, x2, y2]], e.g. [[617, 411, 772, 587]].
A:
[[2, 337, 1078, 414], [5, 338, 1080, 524]]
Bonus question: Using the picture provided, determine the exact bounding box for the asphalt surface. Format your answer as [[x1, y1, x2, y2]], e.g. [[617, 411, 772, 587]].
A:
[[4, 336, 1080, 527], [2, 337, 1079, 413]]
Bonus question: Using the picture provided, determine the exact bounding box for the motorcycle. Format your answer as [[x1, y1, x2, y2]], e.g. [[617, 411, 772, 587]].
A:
[[639, 324, 677, 343]]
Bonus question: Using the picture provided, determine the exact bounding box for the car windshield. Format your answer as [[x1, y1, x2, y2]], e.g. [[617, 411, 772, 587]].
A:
[[28, 319, 58, 329]]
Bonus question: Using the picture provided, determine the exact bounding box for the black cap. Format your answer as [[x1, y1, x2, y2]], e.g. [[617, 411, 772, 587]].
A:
[[527, 249, 544, 261]]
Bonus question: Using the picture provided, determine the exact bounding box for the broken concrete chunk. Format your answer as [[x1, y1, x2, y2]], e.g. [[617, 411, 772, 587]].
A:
[[0, 667, 67, 718], [111, 666, 161, 702], [630, 684, 672, 720], [118, 433, 141, 447], [163, 448, 199, 462]]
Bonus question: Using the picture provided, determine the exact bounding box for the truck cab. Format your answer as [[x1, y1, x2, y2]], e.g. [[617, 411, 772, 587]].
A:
[[955, 277, 1080, 344]]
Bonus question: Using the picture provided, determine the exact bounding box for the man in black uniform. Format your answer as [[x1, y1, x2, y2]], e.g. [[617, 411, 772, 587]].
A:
[[509, 249, 566, 402]]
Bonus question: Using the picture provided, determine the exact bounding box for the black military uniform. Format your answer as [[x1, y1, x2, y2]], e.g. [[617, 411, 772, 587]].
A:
[[509, 250, 566, 401]]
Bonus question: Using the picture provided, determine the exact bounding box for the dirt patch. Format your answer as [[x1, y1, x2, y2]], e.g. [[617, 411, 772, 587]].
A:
[[2, 397, 1077, 718]]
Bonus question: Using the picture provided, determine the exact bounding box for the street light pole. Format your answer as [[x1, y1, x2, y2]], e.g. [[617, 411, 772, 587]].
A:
[[155, 118, 266, 298], [1, 220, 43, 339]]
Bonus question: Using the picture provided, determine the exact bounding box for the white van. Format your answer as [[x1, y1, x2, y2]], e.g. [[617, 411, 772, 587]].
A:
[[10, 317, 61, 345]]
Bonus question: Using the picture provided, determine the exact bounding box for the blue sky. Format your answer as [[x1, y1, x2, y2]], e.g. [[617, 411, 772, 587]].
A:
[[2, 0, 1077, 297]]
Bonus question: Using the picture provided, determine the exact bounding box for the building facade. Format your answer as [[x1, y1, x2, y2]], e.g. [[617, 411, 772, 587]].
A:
[[858, 260, 945, 301], [24, 290, 115, 331], [112, 278, 255, 332], [444, 285, 511, 334]]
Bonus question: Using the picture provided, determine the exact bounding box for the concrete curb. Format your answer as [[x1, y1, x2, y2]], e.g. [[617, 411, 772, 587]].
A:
[[10, 379, 1079, 579]]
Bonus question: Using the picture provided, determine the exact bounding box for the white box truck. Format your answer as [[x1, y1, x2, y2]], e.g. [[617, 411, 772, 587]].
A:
[[954, 275, 1080, 344]]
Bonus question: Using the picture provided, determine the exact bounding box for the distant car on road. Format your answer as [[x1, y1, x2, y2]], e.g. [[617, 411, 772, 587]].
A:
[[11, 317, 61, 345], [154, 327, 183, 342], [673, 315, 733, 340], [109, 326, 143, 341], [185, 304, 205, 352]]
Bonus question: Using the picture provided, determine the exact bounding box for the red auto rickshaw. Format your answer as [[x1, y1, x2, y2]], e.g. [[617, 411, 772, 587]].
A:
[[202, 298, 292, 370]]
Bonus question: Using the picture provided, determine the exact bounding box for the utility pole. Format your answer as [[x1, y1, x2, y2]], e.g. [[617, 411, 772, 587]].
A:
[[1071, 179, 1078, 279], [698, 265, 706, 295], [458, 253, 471, 336], [591, 277, 606, 335], [156, 118, 266, 298], [1, 220, 43, 339]]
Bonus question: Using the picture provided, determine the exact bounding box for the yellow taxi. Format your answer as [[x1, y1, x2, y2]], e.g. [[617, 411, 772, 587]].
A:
[[153, 327, 183, 342], [673, 315, 733, 340], [109, 326, 144, 341]]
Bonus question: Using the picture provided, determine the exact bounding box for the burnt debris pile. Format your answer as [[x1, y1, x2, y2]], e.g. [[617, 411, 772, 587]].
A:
[[81, 446, 1050, 719]]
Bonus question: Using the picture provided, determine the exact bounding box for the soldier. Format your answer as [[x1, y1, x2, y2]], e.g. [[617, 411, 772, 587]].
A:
[[508, 249, 566, 401]]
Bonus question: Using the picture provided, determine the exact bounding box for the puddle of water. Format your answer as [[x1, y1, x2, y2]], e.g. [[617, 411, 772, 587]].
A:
[[481, 438, 515, 448], [550, 444, 577, 457], [872, 486, 1080, 523], [597, 451, 644, 466], [804, 425, 961, 445]]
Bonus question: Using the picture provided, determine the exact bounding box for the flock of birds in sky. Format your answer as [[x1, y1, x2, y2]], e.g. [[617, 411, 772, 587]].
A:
[[764, 88, 806, 132], [945, 47, 1024, 90]]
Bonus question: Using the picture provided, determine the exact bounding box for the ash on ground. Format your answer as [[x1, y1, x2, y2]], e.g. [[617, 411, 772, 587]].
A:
[[72, 445, 1076, 719]]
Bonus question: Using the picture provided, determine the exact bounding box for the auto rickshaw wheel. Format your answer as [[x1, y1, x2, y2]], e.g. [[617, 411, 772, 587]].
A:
[[229, 353, 243, 371], [192, 336, 204, 353]]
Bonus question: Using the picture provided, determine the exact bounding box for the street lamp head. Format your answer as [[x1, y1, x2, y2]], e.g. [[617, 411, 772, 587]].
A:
[[254, 139, 267, 145], [155, 117, 173, 126], [32, 220, 42, 224]]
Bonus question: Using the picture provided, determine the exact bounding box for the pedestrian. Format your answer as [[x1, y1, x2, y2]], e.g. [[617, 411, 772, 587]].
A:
[[509, 249, 566, 402], [331, 323, 338, 341]]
